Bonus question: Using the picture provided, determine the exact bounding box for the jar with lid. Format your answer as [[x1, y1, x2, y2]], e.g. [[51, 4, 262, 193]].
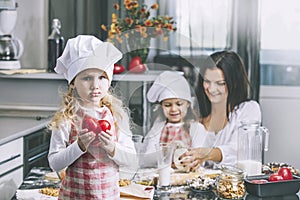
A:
[[216, 166, 246, 199]]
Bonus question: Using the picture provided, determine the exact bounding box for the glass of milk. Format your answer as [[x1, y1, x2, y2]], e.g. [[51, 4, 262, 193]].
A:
[[156, 143, 175, 191]]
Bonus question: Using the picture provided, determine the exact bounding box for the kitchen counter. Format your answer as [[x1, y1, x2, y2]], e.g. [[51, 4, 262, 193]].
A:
[[12, 167, 300, 200], [0, 70, 177, 81], [0, 116, 51, 145]]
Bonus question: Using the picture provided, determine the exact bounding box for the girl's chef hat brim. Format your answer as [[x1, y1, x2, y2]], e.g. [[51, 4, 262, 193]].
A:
[[147, 71, 192, 103], [54, 35, 122, 84]]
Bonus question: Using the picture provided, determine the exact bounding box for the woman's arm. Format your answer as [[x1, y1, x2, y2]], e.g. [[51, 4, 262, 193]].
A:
[[181, 101, 262, 170]]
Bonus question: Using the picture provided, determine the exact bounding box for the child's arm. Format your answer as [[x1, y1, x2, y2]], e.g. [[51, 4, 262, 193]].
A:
[[109, 130, 136, 167], [48, 122, 84, 172]]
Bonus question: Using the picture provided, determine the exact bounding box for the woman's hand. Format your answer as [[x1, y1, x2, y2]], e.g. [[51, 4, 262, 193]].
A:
[[98, 130, 116, 157], [77, 128, 96, 152], [179, 148, 215, 171]]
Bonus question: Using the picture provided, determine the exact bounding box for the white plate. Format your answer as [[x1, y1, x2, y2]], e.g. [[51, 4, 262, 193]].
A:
[[16, 189, 58, 200]]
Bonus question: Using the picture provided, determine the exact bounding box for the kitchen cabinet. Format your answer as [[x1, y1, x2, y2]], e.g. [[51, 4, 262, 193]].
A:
[[0, 137, 24, 199]]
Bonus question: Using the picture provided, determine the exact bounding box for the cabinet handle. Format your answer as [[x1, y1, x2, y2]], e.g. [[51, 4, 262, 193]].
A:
[[28, 151, 48, 162], [0, 154, 21, 165]]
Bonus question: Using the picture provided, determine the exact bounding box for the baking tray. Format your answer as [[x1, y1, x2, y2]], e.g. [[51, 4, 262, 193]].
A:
[[245, 174, 300, 197], [245, 194, 299, 200]]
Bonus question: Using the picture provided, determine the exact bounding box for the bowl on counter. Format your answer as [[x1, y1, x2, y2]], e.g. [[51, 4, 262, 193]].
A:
[[245, 174, 300, 197]]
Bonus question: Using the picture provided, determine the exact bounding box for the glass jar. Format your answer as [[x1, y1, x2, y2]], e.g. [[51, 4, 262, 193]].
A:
[[216, 166, 246, 199]]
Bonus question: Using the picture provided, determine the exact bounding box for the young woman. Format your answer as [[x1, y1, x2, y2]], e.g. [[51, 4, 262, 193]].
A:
[[47, 35, 135, 199], [180, 51, 262, 171], [142, 71, 206, 167]]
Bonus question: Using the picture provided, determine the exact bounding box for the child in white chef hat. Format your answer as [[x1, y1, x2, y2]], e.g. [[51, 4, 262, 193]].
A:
[[142, 71, 206, 168], [48, 35, 135, 200]]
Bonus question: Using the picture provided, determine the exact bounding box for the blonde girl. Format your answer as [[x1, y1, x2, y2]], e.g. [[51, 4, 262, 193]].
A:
[[48, 35, 135, 200]]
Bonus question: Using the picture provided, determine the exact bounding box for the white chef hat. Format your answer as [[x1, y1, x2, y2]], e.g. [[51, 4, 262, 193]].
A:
[[147, 71, 192, 103], [54, 35, 122, 84]]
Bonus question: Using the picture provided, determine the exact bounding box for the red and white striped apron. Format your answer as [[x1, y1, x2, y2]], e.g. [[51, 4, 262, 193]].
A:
[[159, 122, 192, 147], [58, 107, 119, 200]]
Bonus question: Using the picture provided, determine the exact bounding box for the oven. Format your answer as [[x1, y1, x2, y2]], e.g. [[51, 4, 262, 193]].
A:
[[23, 127, 51, 178]]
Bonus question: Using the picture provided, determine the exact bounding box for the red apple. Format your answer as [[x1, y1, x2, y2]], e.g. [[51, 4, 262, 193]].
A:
[[82, 117, 111, 134], [278, 167, 293, 180], [269, 173, 284, 182], [129, 56, 142, 69], [129, 63, 147, 73], [82, 115, 101, 134], [113, 63, 125, 74], [98, 119, 111, 132]]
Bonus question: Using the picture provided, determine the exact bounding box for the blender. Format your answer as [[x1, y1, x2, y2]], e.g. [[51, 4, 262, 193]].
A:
[[0, 0, 23, 69]]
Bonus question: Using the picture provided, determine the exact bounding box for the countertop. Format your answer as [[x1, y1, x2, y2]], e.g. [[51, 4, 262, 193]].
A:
[[0, 70, 181, 82], [0, 116, 51, 145], [12, 167, 300, 200]]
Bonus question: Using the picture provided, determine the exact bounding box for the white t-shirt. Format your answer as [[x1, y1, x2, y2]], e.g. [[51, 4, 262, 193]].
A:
[[202, 100, 262, 168]]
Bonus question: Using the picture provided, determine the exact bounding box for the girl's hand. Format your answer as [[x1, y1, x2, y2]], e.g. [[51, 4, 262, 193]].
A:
[[77, 128, 96, 152], [98, 130, 116, 157], [179, 148, 213, 171]]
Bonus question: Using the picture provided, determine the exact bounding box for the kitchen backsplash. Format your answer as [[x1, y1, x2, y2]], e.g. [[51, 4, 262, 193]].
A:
[[13, 0, 48, 69]]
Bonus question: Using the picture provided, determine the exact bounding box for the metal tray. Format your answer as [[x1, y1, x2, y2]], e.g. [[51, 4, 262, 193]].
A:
[[245, 174, 300, 197]]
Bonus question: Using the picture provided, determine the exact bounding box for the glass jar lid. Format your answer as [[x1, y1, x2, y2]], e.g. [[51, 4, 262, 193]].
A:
[[220, 166, 245, 179]]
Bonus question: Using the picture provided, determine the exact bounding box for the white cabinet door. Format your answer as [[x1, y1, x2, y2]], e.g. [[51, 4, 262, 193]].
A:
[[0, 137, 24, 199], [0, 167, 23, 199], [0, 137, 23, 174]]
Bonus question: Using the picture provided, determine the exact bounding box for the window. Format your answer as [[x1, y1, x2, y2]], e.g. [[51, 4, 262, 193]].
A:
[[161, 0, 233, 55], [260, 0, 300, 50], [260, 0, 300, 86]]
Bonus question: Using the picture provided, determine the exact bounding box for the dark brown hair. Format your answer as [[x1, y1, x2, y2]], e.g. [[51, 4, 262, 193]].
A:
[[196, 51, 252, 119]]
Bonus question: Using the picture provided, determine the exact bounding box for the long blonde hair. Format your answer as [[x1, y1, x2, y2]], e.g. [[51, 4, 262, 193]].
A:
[[48, 85, 132, 136]]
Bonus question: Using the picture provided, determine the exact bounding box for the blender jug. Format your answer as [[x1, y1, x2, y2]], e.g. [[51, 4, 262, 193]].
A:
[[237, 120, 269, 176]]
